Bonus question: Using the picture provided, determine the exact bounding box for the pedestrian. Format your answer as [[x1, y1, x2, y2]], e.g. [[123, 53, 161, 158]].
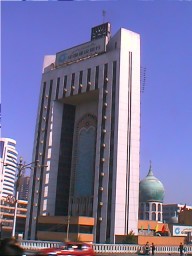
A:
[[145, 241, 150, 255], [0, 237, 24, 256], [178, 242, 184, 256], [151, 242, 155, 255]]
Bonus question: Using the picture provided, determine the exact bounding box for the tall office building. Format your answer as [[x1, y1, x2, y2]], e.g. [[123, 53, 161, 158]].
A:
[[0, 138, 18, 198], [18, 176, 30, 200], [26, 23, 141, 243]]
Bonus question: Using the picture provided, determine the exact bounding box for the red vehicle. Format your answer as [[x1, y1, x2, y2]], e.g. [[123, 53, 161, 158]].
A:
[[36, 242, 95, 256]]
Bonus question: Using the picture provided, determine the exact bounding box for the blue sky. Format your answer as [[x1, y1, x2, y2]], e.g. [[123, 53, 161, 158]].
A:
[[1, 0, 192, 205]]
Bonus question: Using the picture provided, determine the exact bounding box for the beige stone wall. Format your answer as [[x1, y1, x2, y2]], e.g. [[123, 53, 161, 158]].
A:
[[138, 235, 185, 245], [115, 235, 185, 245]]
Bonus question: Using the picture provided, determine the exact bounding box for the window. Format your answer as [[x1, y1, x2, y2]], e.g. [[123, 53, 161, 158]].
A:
[[95, 66, 99, 89], [152, 212, 156, 220], [152, 203, 156, 211], [7, 150, 17, 157], [71, 73, 75, 86], [8, 142, 16, 147]]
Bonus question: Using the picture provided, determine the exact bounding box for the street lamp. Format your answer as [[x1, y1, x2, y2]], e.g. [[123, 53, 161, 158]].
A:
[[66, 215, 70, 242], [4, 157, 47, 238]]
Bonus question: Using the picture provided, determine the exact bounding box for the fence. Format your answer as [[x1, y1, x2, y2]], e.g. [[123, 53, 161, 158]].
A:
[[20, 240, 192, 254]]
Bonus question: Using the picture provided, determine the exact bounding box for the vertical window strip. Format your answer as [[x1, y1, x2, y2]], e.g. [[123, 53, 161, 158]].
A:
[[106, 61, 116, 241], [55, 104, 76, 216], [70, 73, 75, 96], [71, 73, 75, 86], [96, 63, 108, 243], [125, 52, 132, 233], [36, 80, 53, 237], [79, 71, 83, 85], [87, 68, 91, 84], [95, 66, 99, 89], [104, 63, 108, 89], [63, 75, 68, 98], [78, 71, 83, 93], [86, 68, 91, 92], [55, 77, 60, 100], [28, 82, 46, 238], [64, 75, 67, 88]]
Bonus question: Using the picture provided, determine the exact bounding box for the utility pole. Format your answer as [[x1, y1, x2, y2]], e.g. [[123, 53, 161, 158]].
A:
[[4, 157, 47, 237]]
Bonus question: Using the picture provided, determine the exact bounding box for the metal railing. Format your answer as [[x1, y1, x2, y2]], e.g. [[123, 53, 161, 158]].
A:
[[20, 240, 62, 250], [20, 240, 192, 254]]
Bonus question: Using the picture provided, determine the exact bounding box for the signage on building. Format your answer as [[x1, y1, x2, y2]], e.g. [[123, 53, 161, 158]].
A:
[[91, 22, 111, 41], [55, 37, 107, 67], [173, 225, 192, 236]]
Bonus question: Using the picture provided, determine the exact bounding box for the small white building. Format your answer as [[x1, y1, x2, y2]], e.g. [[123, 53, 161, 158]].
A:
[[0, 138, 18, 198]]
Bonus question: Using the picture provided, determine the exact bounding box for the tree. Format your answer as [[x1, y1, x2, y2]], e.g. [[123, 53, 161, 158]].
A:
[[122, 230, 137, 244]]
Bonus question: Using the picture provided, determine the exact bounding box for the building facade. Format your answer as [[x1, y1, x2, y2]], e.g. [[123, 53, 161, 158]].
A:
[[179, 208, 192, 226], [0, 197, 27, 238], [0, 138, 18, 199], [18, 176, 30, 200], [163, 204, 192, 223], [25, 23, 141, 243]]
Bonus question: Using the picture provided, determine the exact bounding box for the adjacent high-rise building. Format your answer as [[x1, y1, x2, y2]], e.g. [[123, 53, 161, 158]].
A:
[[0, 138, 18, 198], [18, 176, 30, 200], [26, 23, 141, 243]]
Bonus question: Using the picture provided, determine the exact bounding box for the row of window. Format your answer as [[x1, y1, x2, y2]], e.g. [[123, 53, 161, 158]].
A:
[[55, 66, 100, 100], [8, 141, 16, 147], [140, 203, 162, 211], [7, 150, 18, 157], [3, 179, 15, 186], [140, 212, 162, 221], [163, 206, 177, 211], [37, 223, 93, 234]]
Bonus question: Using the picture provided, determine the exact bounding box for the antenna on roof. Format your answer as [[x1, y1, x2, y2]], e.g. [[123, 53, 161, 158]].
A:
[[102, 10, 106, 23], [140, 66, 147, 93]]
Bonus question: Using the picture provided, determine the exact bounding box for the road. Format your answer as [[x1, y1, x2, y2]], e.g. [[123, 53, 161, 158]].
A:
[[23, 252, 187, 256]]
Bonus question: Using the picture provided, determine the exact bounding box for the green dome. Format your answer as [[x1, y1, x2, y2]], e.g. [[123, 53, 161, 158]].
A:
[[139, 164, 165, 203]]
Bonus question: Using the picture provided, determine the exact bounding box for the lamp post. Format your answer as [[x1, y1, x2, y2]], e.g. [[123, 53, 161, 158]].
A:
[[4, 157, 47, 238], [66, 215, 70, 242]]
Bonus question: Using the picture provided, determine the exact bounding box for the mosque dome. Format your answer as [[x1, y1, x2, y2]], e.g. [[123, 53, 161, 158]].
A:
[[139, 164, 165, 203]]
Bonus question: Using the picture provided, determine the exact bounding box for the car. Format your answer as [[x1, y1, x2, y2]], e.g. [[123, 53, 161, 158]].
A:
[[35, 242, 95, 256]]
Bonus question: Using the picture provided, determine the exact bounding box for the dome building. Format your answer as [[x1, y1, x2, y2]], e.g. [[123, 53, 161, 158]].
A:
[[139, 164, 165, 222]]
